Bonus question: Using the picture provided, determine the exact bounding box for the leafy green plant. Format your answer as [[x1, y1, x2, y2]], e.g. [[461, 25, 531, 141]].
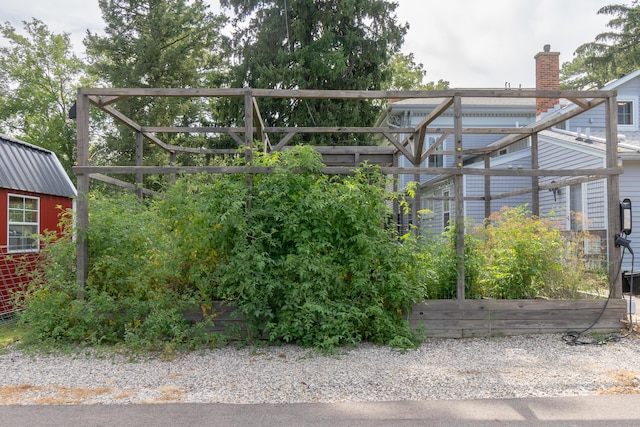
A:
[[160, 146, 422, 349], [476, 206, 564, 299], [19, 146, 423, 351]]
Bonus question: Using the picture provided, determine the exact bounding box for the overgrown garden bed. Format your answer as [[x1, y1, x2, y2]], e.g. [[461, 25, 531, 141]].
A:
[[15, 146, 613, 351]]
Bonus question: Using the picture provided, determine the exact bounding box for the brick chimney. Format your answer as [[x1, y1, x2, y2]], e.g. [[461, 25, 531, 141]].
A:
[[534, 44, 560, 115]]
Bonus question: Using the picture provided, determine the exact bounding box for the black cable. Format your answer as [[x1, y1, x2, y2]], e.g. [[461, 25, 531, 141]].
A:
[[562, 245, 632, 345]]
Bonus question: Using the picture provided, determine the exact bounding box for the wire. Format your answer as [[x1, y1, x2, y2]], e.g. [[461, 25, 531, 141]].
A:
[[563, 244, 634, 345]]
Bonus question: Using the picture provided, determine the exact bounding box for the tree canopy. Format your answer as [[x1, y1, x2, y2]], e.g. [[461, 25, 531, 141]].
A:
[[218, 0, 408, 145], [84, 0, 230, 170], [0, 0, 448, 176], [561, 1, 640, 89], [0, 19, 86, 176], [382, 53, 449, 91]]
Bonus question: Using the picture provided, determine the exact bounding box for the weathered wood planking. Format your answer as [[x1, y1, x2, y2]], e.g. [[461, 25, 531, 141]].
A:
[[410, 299, 628, 338], [184, 299, 628, 340]]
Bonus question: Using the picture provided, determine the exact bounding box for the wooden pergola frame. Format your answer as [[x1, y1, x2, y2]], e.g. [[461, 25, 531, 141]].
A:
[[73, 87, 622, 300]]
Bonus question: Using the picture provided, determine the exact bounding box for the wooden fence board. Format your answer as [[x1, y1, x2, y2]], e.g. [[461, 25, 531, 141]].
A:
[[409, 299, 627, 338], [184, 299, 628, 339]]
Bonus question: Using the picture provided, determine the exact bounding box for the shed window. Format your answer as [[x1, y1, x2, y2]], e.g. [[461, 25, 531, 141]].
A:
[[8, 195, 39, 253]]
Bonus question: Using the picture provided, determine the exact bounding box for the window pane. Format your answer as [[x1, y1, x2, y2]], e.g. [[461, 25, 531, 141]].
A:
[[23, 198, 38, 210], [618, 102, 633, 125], [8, 225, 37, 251], [9, 210, 23, 222], [9, 197, 23, 209]]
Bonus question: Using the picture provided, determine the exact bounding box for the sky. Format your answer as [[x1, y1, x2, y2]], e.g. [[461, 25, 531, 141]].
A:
[[0, 0, 625, 88]]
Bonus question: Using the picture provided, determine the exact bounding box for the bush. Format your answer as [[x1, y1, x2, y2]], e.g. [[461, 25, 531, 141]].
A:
[[18, 195, 214, 350], [415, 206, 606, 300], [159, 146, 422, 349], [19, 146, 423, 351], [476, 206, 568, 299]]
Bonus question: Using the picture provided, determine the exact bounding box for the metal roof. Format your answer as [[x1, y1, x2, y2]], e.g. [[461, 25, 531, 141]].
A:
[[0, 134, 77, 198]]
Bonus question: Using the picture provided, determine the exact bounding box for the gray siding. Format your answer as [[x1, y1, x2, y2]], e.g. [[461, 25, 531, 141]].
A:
[[538, 139, 605, 229], [619, 160, 640, 270]]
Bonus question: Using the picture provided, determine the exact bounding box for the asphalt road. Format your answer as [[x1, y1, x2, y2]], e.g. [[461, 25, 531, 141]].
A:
[[3, 395, 640, 426]]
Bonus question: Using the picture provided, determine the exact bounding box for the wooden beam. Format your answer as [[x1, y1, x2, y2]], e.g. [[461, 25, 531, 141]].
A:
[[273, 132, 297, 151], [484, 154, 491, 219], [413, 98, 454, 164], [135, 132, 143, 199], [419, 132, 451, 164], [95, 95, 125, 107], [78, 87, 613, 100], [383, 132, 415, 163], [89, 173, 161, 197], [606, 95, 622, 298], [489, 175, 606, 201], [75, 93, 90, 299], [88, 97, 175, 153], [454, 95, 465, 301], [531, 133, 540, 216], [474, 98, 608, 155], [252, 97, 271, 151], [73, 165, 623, 177], [140, 126, 247, 133]]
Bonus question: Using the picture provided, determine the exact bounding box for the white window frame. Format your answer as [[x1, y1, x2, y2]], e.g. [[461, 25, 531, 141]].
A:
[[7, 194, 40, 253], [617, 98, 638, 131]]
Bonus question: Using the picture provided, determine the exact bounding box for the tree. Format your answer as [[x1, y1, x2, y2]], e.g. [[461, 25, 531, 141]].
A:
[[219, 0, 408, 145], [382, 53, 449, 91], [84, 0, 229, 172], [0, 19, 86, 176], [561, 2, 640, 89]]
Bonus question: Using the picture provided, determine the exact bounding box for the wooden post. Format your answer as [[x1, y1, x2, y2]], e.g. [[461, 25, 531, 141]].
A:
[[169, 151, 176, 185], [454, 94, 465, 300], [135, 132, 143, 199], [244, 91, 254, 210], [484, 154, 491, 220], [531, 133, 540, 216], [413, 172, 421, 235], [606, 95, 622, 298], [393, 151, 400, 235], [75, 93, 90, 299]]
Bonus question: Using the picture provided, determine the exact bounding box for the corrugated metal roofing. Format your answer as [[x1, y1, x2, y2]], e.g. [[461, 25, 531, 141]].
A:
[[0, 134, 77, 198]]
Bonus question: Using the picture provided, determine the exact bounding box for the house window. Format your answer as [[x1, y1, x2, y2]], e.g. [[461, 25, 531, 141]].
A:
[[427, 136, 443, 168], [8, 195, 39, 253], [443, 190, 450, 226], [618, 101, 634, 125]]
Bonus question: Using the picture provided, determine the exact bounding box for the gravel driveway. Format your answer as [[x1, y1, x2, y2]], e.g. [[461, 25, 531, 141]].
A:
[[2, 332, 640, 405]]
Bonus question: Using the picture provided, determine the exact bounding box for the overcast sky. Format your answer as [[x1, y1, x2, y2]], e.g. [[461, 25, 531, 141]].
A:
[[0, 0, 624, 88]]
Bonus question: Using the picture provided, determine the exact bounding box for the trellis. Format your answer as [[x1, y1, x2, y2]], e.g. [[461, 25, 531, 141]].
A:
[[73, 88, 623, 305]]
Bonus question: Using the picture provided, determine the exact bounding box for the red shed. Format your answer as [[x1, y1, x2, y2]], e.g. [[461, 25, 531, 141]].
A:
[[0, 134, 77, 316]]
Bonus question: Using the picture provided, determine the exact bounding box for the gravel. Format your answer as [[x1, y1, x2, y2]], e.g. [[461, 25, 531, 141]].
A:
[[2, 333, 640, 405]]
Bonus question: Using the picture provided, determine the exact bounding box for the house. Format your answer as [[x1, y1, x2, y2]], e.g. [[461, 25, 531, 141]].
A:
[[0, 134, 77, 316], [387, 45, 640, 270]]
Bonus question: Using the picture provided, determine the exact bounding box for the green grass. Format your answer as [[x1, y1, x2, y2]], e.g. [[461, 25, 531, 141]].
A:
[[0, 321, 24, 352]]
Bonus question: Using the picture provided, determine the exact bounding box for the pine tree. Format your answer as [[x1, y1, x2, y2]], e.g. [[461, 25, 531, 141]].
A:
[[219, 0, 408, 145]]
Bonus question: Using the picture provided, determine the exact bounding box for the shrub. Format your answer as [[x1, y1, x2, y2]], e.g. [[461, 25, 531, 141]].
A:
[[18, 195, 214, 350], [159, 146, 422, 349], [19, 146, 423, 350], [475, 206, 565, 299]]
